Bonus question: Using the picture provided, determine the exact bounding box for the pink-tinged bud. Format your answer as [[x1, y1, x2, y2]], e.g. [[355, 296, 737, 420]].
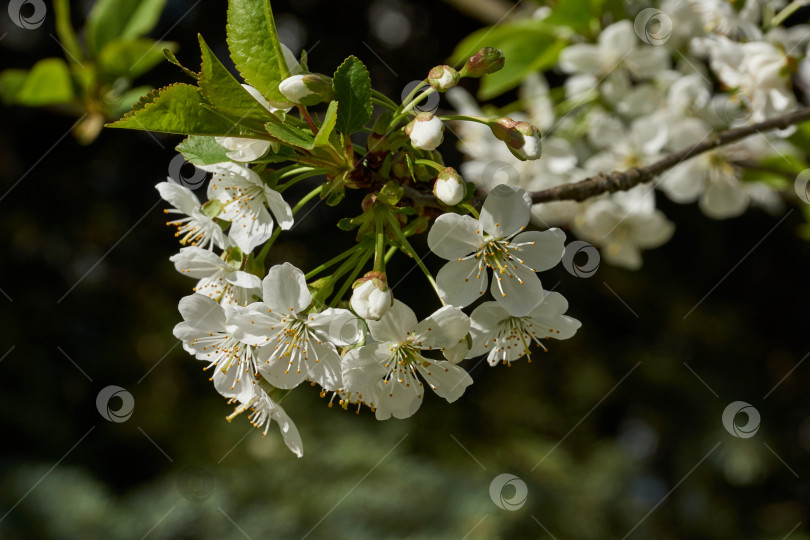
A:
[[489, 118, 542, 161], [428, 65, 460, 92], [460, 47, 505, 78], [433, 167, 465, 206], [405, 112, 444, 151], [350, 272, 393, 321]]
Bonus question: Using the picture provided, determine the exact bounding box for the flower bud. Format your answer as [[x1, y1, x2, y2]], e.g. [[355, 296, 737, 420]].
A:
[[433, 167, 465, 206], [405, 112, 444, 151], [489, 118, 542, 161], [278, 74, 333, 106], [460, 47, 505, 78], [350, 275, 393, 321], [428, 65, 460, 92]]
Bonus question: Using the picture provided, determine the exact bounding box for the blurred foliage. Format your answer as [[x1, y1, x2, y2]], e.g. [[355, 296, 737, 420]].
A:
[[1, 0, 810, 539], [0, 0, 176, 144]]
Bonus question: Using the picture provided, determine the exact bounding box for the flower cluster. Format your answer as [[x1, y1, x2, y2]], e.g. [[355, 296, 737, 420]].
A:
[[449, 1, 808, 269], [129, 0, 582, 456]]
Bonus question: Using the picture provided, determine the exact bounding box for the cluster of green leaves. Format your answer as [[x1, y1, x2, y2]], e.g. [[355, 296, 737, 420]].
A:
[[448, 0, 627, 100], [0, 0, 175, 144], [108, 0, 374, 208]]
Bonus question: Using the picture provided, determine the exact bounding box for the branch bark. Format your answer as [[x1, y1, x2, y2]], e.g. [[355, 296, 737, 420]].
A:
[[529, 107, 810, 204]]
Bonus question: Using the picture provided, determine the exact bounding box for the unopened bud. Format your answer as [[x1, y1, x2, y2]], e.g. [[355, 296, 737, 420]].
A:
[[460, 47, 505, 78], [405, 112, 444, 151], [489, 118, 542, 161], [350, 273, 393, 321], [278, 74, 333, 106], [428, 65, 460, 92], [433, 167, 465, 206]]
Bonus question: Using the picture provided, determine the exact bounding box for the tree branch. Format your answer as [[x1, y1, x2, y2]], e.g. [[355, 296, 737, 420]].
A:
[[529, 107, 810, 204]]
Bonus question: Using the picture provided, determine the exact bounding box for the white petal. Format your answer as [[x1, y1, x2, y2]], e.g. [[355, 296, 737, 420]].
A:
[[226, 204, 274, 253], [468, 302, 510, 358], [224, 302, 284, 346], [367, 300, 416, 343], [170, 247, 229, 279], [257, 346, 308, 389], [411, 305, 470, 350], [700, 175, 748, 219], [480, 184, 532, 238], [416, 360, 473, 402], [177, 294, 226, 331], [270, 399, 304, 457], [307, 308, 362, 346], [225, 270, 262, 290], [262, 262, 311, 314], [305, 340, 343, 391], [342, 343, 389, 392], [435, 258, 488, 309], [156, 181, 200, 215], [264, 187, 294, 230], [427, 214, 483, 260], [491, 263, 544, 316], [627, 212, 675, 248], [660, 161, 705, 203], [374, 379, 423, 420], [212, 360, 256, 403], [559, 44, 603, 74], [510, 229, 566, 272]]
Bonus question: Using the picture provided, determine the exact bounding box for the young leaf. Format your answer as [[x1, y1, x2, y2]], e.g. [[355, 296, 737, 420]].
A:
[[226, 0, 291, 104], [176, 135, 231, 165], [53, 0, 84, 65], [198, 34, 275, 130], [97, 38, 178, 81], [332, 56, 372, 136], [107, 83, 254, 136], [314, 100, 339, 148], [163, 49, 199, 80], [264, 121, 315, 149], [86, 0, 168, 56], [5, 58, 74, 106]]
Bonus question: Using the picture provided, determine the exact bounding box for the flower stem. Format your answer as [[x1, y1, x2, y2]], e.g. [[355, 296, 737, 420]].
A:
[[276, 170, 326, 193], [373, 213, 386, 273], [305, 243, 366, 280], [331, 249, 373, 307], [383, 213, 444, 305], [771, 0, 805, 26], [438, 114, 492, 125], [372, 89, 400, 110], [292, 184, 324, 213], [414, 159, 445, 172]]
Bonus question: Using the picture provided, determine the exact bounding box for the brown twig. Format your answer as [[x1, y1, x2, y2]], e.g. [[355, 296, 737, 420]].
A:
[[529, 107, 810, 204]]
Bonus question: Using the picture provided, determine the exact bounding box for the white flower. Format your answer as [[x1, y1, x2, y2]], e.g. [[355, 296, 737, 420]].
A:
[[427, 185, 566, 316], [433, 168, 465, 206], [407, 113, 444, 151], [468, 291, 581, 366], [173, 294, 261, 403], [559, 20, 669, 81], [226, 262, 360, 391], [572, 186, 674, 270], [204, 162, 294, 253], [341, 300, 473, 420], [513, 123, 542, 161], [156, 181, 227, 250], [229, 387, 304, 457], [350, 280, 393, 321], [215, 85, 276, 162], [170, 246, 261, 306]]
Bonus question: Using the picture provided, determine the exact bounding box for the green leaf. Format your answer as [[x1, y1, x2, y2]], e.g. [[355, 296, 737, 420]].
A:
[[450, 19, 565, 100], [542, 0, 594, 33], [163, 49, 199, 80], [176, 135, 231, 165], [3, 58, 75, 106], [107, 83, 254, 136], [337, 217, 360, 231], [314, 101, 339, 148], [264, 121, 315, 149], [97, 38, 178, 81], [106, 85, 153, 117], [198, 34, 275, 130], [226, 0, 290, 104], [332, 56, 372, 135], [86, 0, 168, 56]]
